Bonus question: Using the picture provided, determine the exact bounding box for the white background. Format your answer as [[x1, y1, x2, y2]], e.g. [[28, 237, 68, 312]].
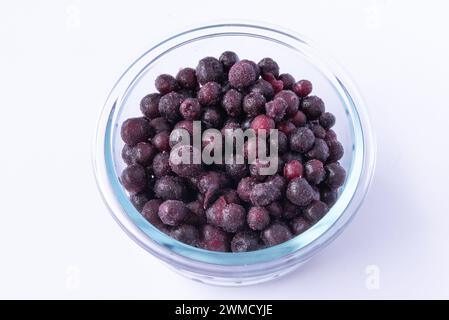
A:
[[0, 0, 448, 299]]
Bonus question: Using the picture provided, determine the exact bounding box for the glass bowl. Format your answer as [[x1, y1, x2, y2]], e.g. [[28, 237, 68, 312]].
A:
[[93, 23, 375, 286]]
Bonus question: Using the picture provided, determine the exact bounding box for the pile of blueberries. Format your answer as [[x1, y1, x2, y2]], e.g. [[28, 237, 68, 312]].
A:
[[119, 51, 346, 252]]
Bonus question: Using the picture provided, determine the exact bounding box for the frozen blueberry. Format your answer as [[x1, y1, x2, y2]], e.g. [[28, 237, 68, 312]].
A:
[[219, 51, 239, 71], [320, 186, 338, 206], [304, 200, 328, 222], [304, 159, 326, 185], [279, 73, 296, 90], [140, 93, 161, 119], [327, 140, 344, 162], [222, 89, 243, 117], [275, 131, 288, 154], [243, 92, 266, 118], [265, 97, 288, 122], [120, 164, 147, 194], [265, 174, 287, 193], [289, 127, 315, 153], [133, 142, 156, 166], [249, 159, 271, 181], [174, 119, 194, 136], [293, 79, 313, 97], [200, 224, 230, 252], [266, 201, 283, 218], [158, 92, 183, 122], [290, 216, 311, 235], [221, 203, 246, 232], [309, 122, 327, 139], [176, 68, 198, 89], [221, 118, 241, 135], [307, 138, 329, 162], [202, 107, 224, 128], [290, 110, 307, 127], [281, 151, 304, 164], [205, 196, 226, 227], [184, 200, 206, 226], [152, 131, 170, 152], [170, 224, 199, 246], [121, 117, 152, 146], [261, 223, 293, 246], [258, 57, 279, 77], [319, 112, 336, 129], [196, 57, 224, 85], [154, 176, 187, 200], [149, 117, 171, 134], [240, 59, 260, 78], [225, 163, 248, 180], [286, 177, 315, 206], [199, 171, 231, 208], [282, 199, 302, 219], [228, 61, 257, 89], [283, 160, 304, 181], [158, 200, 188, 226], [122, 144, 134, 165], [141, 199, 165, 230], [169, 144, 203, 178], [324, 129, 338, 144], [198, 81, 221, 106], [231, 231, 260, 252], [152, 152, 172, 178], [247, 207, 270, 231], [237, 176, 258, 203], [250, 182, 281, 206], [180, 98, 201, 120], [277, 121, 296, 136], [274, 90, 299, 116], [250, 114, 275, 135], [155, 74, 177, 95], [325, 163, 346, 189], [301, 96, 325, 120], [250, 79, 275, 99], [221, 189, 242, 205], [130, 193, 149, 212]]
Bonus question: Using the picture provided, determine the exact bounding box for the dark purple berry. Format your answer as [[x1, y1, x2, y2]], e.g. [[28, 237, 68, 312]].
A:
[[319, 112, 336, 129], [250, 114, 275, 135], [261, 223, 292, 246], [142, 199, 165, 230], [152, 131, 170, 152], [327, 140, 344, 162], [200, 224, 230, 252], [276, 131, 288, 154], [140, 93, 161, 119], [180, 98, 201, 120], [304, 159, 326, 185], [279, 73, 295, 90], [219, 51, 239, 71], [281, 151, 304, 164], [158, 92, 183, 122], [240, 59, 260, 78], [176, 68, 198, 89], [275, 90, 299, 116], [325, 163, 346, 189], [247, 207, 270, 231], [122, 144, 134, 165], [250, 79, 275, 99], [250, 182, 281, 206], [243, 92, 266, 118], [309, 122, 326, 139], [249, 159, 270, 181], [258, 57, 279, 77], [265, 174, 287, 193], [228, 61, 257, 89], [282, 199, 302, 219], [155, 74, 177, 95], [283, 160, 304, 181], [196, 57, 224, 85], [152, 152, 172, 178], [149, 117, 171, 134], [320, 187, 338, 206], [265, 98, 288, 122], [130, 193, 149, 212], [231, 231, 259, 252], [185, 200, 207, 225], [169, 144, 203, 178], [120, 164, 146, 194], [301, 96, 325, 120], [237, 176, 258, 203], [154, 176, 187, 200], [158, 200, 188, 226], [133, 142, 156, 165], [286, 177, 315, 206], [290, 216, 311, 235], [221, 203, 246, 232], [304, 200, 328, 222], [222, 89, 243, 117], [198, 81, 221, 106], [266, 201, 283, 218], [225, 163, 248, 180], [307, 138, 330, 162], [289, 127, 315, 153], [121, 117, 151, 146], [170, 224, 199, 246], [293, 79, 313, 97], [277, 121, 296, 136], [202, 107, 224, 128], [290, 110, 307, 127]]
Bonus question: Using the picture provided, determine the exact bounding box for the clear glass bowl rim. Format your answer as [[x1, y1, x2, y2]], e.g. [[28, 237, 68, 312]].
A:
[[93, 22, 376, 277]]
